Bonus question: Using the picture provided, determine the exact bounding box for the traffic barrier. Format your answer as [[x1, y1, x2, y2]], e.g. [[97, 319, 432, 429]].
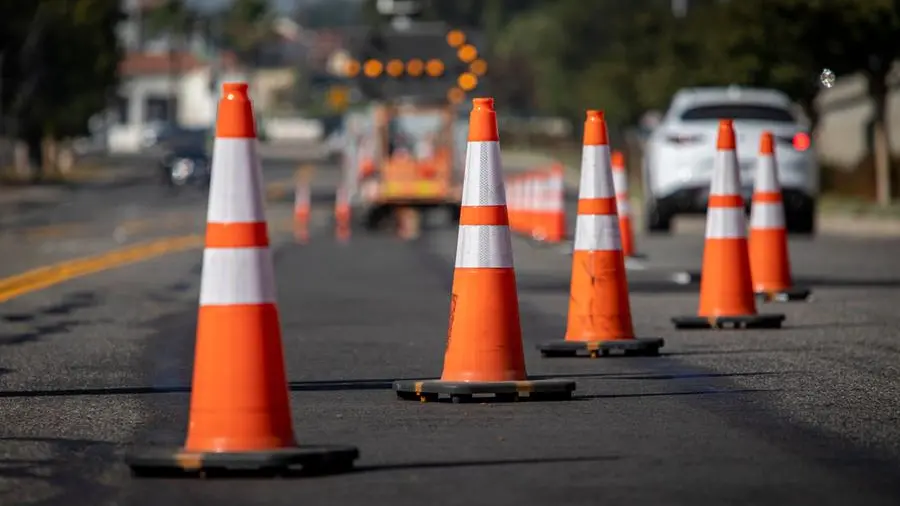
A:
[[394, 97, 576, 403], [672, 120, 785, 329], [749, 131, 811, 302], [538, 110, 664, 358], [611, 150, 644, 259], [126, 82, 358, 477]]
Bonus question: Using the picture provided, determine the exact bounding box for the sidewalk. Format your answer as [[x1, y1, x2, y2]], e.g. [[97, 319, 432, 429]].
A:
[[503, 148, 900, 238]]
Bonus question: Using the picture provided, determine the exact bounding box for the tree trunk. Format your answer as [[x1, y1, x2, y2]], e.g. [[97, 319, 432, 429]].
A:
[[869, 73, 891, 207]]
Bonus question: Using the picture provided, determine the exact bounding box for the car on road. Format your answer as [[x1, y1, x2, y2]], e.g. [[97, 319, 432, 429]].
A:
[[641, 86, 818, 234], [158, 141, 211, 189]]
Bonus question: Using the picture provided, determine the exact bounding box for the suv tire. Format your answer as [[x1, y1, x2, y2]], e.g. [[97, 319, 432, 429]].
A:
[[786, 201, 816, 236], [645, 201, 673, 234]]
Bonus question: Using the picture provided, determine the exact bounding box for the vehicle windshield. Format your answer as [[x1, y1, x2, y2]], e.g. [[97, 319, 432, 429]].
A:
[[680, 104, 795, 123]]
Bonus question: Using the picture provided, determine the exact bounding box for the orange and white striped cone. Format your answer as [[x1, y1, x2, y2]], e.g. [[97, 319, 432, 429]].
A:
[[749, 132, 811, 302], [126, 82, 358, 477], [544, 164, 567, 243], [393, 98, 575, 403], [293, 178, 311, 244], [611, 151, 644, 260], [672, 120, 785, 330], [538, 111, 663, 358], [334, 184, 351, 243]]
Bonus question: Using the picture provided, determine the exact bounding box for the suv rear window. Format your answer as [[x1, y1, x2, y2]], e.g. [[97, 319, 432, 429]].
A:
[[680, 104, 795, 123]]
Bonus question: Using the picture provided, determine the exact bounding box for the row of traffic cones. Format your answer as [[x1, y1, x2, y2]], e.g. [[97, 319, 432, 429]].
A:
[[125, 89, 659, 479], [505, 152, 644, 260], [293, 175, 353, 244], [672, 119, 810, 329], [506, 164, 567, 243], [125, 83, 807, 481]]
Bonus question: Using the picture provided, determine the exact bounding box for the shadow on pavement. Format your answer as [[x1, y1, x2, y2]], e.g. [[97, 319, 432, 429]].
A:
[[0, 371, 790, 399], [352, 454, 619, 474], [671, 270, 900, 289]]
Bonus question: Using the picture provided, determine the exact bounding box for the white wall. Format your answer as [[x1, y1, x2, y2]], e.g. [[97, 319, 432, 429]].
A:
[[106, 66, 249, 153], [815, 71, 900, 170]]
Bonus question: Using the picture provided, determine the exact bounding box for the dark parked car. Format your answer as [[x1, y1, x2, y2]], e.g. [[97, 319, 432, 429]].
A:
[[159, 143, 211, 189]]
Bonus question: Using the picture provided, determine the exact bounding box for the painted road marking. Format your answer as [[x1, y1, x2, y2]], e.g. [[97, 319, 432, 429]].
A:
[[0, 235, 204, 303], [10, 179, 298, 242]]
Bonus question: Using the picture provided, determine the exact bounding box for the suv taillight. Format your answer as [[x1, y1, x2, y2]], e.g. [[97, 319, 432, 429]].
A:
[[792, 132, 811, 151]]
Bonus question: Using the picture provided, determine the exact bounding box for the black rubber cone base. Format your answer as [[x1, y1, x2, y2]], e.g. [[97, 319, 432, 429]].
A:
[[394, 378, 576, 404], [755, 287, 812, 303], [672, 313, 785, 330], [126, 444, 359, 479], [537, 338, 664, 358]]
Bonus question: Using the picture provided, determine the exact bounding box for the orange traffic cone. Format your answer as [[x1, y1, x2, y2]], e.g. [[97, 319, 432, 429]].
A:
[[538, 111, 664, 358], [749, 132, 811, 302], [610, 151, 644, 259], [334, 184, 351, 243], [126, 82, 358, 477], [394, 98, 575, 403], [544, 163, 567, 243], [293, 173, 311, 244], [672, 120, 785, 330]]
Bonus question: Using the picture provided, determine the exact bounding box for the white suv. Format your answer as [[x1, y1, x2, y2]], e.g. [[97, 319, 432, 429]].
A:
[[641, 86, 819, 234]]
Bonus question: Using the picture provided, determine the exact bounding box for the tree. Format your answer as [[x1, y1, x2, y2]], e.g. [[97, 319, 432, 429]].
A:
[[218, 0, 274, 67], [682, 0, 900, 205], [0, 0, 123, 179]]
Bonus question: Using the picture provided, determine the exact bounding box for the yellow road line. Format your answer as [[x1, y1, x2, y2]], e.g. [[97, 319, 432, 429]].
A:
[[0, 235, 204, 303], [13, 179, 296, 242]]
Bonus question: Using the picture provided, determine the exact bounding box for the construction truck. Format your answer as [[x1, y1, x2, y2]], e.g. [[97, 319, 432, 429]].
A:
[[343, 99, 464, 232], [336, 21, 486, 235]]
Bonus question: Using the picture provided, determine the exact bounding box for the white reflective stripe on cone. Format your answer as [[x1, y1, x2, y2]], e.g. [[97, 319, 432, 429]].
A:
[[579, 145, 616, 199], [573, 214, 622, 252], [710, 150, 742, 196], [295, 184, 310, 209], [617, 197, 631, 216], [755, 155, 781, 192], [706, 207, 748, 239], [207, 139, 267, 224], [455, 225, 514, 268], [612, 171, 629, 195], [750, 202, 785, 229], [199, 247, 278, 305], [462, 142, 506, 207]]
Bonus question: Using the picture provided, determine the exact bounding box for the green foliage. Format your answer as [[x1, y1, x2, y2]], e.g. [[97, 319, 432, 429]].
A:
[[488, 0, 900, 132], [0, 0, 124, 139], [219, 0, 273, 62], [144, 0, 195, 38]]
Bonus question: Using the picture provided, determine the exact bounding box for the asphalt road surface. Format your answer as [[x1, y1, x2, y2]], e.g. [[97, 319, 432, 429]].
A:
[[1, 150, 899, 506]]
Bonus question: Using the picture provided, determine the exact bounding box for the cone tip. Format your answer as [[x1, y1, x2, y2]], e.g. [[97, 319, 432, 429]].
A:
[[760, 130, 774, 154], [472, 97, 495, 111], [611, 150, 625, 167], [216, 82, 256, 138], [716, 119, 736, 150], [222, 82, 249, 100], [468, 97, 499, 142], [583, 109, 608, 146]]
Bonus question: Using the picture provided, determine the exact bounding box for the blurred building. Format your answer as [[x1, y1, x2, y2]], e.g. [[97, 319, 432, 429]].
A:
[[814, 68, 900, 169]]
